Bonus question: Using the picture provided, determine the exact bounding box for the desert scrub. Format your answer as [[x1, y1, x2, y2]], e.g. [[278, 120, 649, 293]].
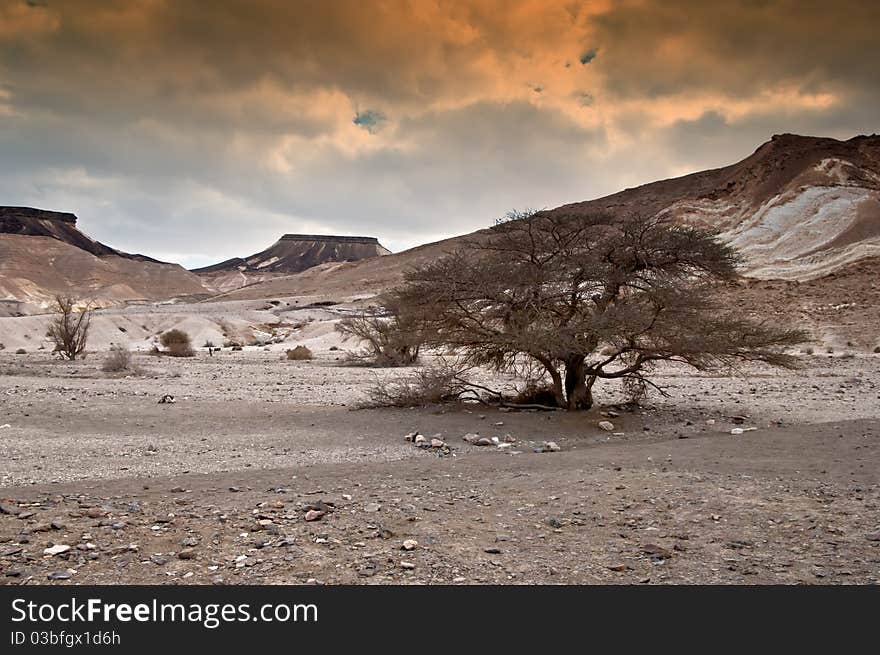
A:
[[101, 344, 134, 372], [285, 345, 313, 360], [160, 329, 195, 357]]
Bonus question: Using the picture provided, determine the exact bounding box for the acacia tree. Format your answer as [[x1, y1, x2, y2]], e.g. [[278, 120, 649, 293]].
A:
[[390, 210, 807, 410], [48, 295, 91, 360]]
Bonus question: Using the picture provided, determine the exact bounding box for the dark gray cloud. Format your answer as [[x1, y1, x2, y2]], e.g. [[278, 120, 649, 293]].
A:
[[0, 0, 876, 267]]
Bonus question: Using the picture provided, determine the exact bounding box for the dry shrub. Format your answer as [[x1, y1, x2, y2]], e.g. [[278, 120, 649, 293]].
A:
[[513, 382, 559, 407], [102, 344, 133, 372], [286, 345, 313, 360], [363, 364, 469, 408], [160, 329, 194, 357]]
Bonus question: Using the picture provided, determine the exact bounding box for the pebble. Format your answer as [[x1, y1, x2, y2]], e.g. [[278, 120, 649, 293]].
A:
[[598, 421, 614, 432], [304, 509, 325, 522], [400, 561, 415, 570], [43, 544, 71, 556], [402, 539, 418, 551], [363, 503, 381, 513], [47, 571, 71, 580]]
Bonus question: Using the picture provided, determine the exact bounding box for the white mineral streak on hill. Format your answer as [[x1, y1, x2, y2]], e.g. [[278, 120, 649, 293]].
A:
[[662, 157, 880, 279]]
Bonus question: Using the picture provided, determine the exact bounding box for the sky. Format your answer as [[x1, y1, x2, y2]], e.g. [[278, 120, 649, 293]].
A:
[[1, 0, 878, 268]]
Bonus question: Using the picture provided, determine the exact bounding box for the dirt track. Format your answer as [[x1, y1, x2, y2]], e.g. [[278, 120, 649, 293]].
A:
[[1, 351, 878, 584]]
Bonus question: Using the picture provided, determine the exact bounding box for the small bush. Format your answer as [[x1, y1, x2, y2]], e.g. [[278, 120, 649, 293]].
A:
[[802, 346, 814, 355], [160, 329, 189, 347], [363, 365, 468, 408], [160, 329, 194, 357], [102, 345, 133, 372], [286, 345, 313, 360]]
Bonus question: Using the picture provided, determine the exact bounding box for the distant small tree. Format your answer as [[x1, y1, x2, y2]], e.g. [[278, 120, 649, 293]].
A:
[[48, 295, 91, 360]]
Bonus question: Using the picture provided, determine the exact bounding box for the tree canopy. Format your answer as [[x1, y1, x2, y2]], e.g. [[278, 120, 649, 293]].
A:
[[387, 211, 806, 410]]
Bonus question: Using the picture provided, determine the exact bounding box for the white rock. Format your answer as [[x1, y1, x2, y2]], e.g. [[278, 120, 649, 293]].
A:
[[598, 421, 614, 432], [43, 544, 71, 556], [402, 539, 418, 551]]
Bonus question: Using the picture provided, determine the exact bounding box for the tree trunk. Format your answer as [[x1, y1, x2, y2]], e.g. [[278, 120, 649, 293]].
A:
[[564, 355, 592, 410], [546, 365, 565, 408]]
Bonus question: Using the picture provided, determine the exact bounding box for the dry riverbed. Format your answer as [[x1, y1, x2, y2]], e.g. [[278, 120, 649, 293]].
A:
[[1, 350, 878, 584]]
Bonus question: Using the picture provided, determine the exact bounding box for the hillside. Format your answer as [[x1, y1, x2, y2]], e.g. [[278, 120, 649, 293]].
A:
[[0, 207, 210, 307], [217, 133, 880, 302]]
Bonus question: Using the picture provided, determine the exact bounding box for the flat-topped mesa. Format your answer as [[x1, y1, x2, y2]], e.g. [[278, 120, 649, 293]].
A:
[[0, 206, 78, 228], [279, 234, 381, 245], [194, 233, 391, 276]]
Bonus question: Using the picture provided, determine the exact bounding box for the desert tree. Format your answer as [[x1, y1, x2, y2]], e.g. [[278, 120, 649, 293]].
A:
[[391, 210, 807, 410], [336, 296, 422, 366], [48, 295, 92, 360]]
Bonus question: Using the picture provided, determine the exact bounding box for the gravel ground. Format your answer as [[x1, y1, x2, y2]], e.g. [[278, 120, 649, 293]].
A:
[[1, 350, 878, 584]]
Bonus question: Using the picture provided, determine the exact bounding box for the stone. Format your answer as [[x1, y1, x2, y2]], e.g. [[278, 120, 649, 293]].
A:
[[363, 503, 381, 513], [150, 554, 169, 565], [47, 571, 71, 580], [608, 564, 628, 571], [181, 536, 200, 547], [414, 434, 427, 446], [304, 509, 325, 522], [430, 438, 446, 448], [400, 561, 416, 570], [475, 437, 493, 446], [865, 533, 880, 542], [484, 547, 502, 554], [43, 544, 71, 556], [598, 421, 614, 432], [641, 544, 673, 559], [542, 441, 561, 452], [170, 486, 186, 493], [0, 502, 20, 516], [402, 539, 418, 551], [462, 433, 481, 443], [178, 548, 197, 560]]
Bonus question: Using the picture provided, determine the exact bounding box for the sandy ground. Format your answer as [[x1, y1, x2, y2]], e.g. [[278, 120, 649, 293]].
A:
[[1, 349, 878, 585]]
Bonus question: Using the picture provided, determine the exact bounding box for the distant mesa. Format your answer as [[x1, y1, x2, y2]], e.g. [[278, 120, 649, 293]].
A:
[[193, 233, 391, 276], [0, 206, 158, 262], [0, 206, 210, 305]]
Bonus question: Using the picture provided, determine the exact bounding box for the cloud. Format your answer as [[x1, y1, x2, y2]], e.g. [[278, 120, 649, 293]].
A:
[[0, 0, 876, 266]]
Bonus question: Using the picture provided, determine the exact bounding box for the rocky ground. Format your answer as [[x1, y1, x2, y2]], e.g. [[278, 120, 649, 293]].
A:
[[1, 350, 878, 585]]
